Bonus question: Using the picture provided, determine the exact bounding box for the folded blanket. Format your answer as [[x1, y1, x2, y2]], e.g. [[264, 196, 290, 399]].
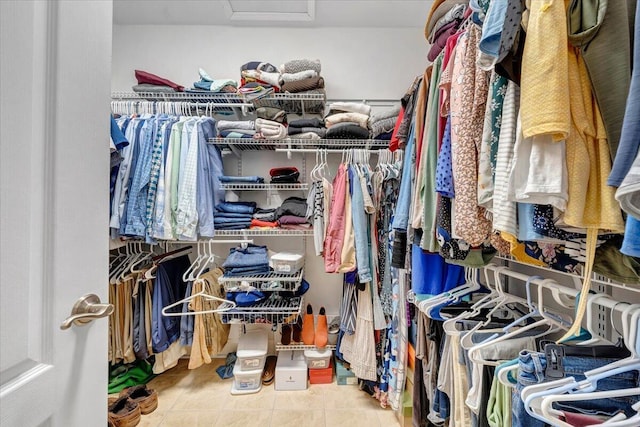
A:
[[241, 61, 278, 73], [217, 120, 255, 131], [241, 70, 281, 89], [255, 118, 287, 139], [289, 118, 324, 128], [370, 116, 399, 139], [370, 105, 402, 122], [280, 59, 322, 75], [281, 76, 324, 93], [325, 112, 370, 129], [326, 122, 371, 139], [327, 101, 371, 116], [132, 84, 176, 93], [288, 127, 327, 137], [280, 70, 318, 84]]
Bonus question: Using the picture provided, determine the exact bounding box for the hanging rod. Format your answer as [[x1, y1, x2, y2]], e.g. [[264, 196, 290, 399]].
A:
[[274, 148, 384, 154], [161, 239, 254, 245]]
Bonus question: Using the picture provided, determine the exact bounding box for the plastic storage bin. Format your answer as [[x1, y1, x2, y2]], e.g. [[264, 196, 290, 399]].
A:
[[270, 252, 304, 274], [309, 361, 333, 384], [232, 362, 263, 391], [237, 330, 268, 371], [304, 348, 333, 369], [275, 350, 308, 391]]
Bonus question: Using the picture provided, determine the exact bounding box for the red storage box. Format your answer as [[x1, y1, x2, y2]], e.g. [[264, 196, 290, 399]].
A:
[[309, 361, 333, 384]]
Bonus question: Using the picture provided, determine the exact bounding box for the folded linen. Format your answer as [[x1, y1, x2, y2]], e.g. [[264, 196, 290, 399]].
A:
[[255, 118, 287, 139], [217, 120, 255, 131], [325, 112, 370, 129], [289, 118, 324, 128], [280, 59, 322, 74], [327, 101, 371, 116], [288, 127, 327, 137], [280, 70, 318, 84], [326, 122, 371, 139], [281, 76, 324, 93]]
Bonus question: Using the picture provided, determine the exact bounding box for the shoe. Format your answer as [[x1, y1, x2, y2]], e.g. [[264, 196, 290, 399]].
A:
[[120, 385, 158, 415], [281, 324, 292, 345], [292, 315, 302, 342], [262, 355, 277, 386], [314, 307, 328, 348], [108, 395, 141, 427], [301, 304, 315, 345]]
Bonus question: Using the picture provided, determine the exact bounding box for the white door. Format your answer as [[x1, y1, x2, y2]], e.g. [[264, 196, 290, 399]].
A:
[[0, 1, 113, 426]]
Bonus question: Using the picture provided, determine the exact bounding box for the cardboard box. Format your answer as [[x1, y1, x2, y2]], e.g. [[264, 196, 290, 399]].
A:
[[335, 356, 357, 385], [275, 350, 308, 391], [309, 361, 333, 384]]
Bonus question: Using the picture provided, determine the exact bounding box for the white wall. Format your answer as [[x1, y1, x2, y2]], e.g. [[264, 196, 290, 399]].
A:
[[112, 24, 430, 100]]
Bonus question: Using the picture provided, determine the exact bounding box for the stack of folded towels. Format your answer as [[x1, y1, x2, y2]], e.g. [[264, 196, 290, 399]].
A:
[[222, 244, 270, 276], [324, 102, 372, 139], [214, 201, 256, 230], [275, 197, 311, 230], [191, 68, 238, 93], [368, 105, 401, 140]]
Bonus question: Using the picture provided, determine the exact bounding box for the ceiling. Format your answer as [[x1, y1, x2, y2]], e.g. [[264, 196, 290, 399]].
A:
[[113, 0, 432, 28]]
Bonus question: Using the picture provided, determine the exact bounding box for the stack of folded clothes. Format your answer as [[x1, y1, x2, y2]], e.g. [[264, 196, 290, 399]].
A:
[[221, 244, 270, 276], [368, 105, 401, 140], [254, 118, 287, 140], [239, 61, 279, 100], [275, 197, 311, 230], [216, 120, 255, 139], [279, 59, 324, 94], [214, 201, 256, 230], [191, 68, 238, 93], [251, 208, 278, 229], [324, 102, 372, 139], [426, 2, 467, 62], [270, 167, 300, 184], [219, 175, 265, 184], [287, 118, 326, 140], [133, 69, 184, 93]]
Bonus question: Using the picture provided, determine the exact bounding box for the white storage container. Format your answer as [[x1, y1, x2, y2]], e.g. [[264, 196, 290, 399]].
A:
[[237, 330, 268, 371], [275, 350, 308, 391], [304, 348, 333, 369], [270, 252, 304, 274], [232, 362, 263, 391]]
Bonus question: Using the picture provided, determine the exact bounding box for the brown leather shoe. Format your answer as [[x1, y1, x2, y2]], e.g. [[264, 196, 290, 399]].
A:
[[301, 304, 315, 345], [120, 385, 158, 415], [262, 355, 277, 385], [108, 395, 141, 427]]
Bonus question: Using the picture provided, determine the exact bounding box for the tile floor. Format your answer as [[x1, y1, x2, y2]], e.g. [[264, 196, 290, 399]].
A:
[[114, 358, 401, 427]]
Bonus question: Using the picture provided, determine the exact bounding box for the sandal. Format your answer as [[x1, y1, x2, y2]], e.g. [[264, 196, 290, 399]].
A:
[[119, 385, 158, 415], [108, 396, 141, 427], [262, 355, 277, 386]]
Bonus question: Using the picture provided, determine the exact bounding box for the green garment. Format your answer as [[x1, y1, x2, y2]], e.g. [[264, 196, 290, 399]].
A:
[[486, 368, 512, 427], [420, 52, 444, 252], [108, 360, 155, 394]]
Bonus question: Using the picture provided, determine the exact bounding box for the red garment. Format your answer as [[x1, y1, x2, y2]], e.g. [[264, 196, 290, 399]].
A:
[[389, 106, 405, 152], [250, 219, 278, 228], [562, 411, 604, 426], [134, 70, 184, 92]]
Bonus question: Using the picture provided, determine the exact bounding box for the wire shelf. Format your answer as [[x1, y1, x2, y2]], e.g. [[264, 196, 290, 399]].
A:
[[220, 296, 303, 324], [495, 255, 640, 293], [111, 91, 325, 102], [275, 344, 336, 351], [220, 183, 309, 191], [220, 270, 304, 292], [209, 138, 390, 151], [214, 229, 313, 237]]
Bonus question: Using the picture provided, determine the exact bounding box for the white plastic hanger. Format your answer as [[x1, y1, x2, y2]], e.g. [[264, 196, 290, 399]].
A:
[[161, 284, 236, 317]]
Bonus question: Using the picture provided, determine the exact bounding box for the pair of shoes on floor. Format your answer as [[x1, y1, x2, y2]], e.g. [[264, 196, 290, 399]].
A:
[[262, 355, 277, 386], [108, 385, 158, 427], [302, 304, 328, 348]]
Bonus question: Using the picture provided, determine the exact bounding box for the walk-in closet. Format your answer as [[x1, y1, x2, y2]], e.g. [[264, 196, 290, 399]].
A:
[[2, 1, 640, 427]]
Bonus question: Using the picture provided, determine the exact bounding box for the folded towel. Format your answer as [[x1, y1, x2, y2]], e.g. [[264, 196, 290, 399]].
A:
[[255, 118, 287, 139], [325, 112, 370, 129], [327, 101, 371, 116], [280, 70, 318, 84], [288, 127, 327, 138], [326, 122, 371, 139], [217, 120, 255, 131], [289, 118, 324, 128], [241, 70, 281, 88], [280, 59, 322, 74], [282, 76, 324, 93], [370, 105, 402, 122]]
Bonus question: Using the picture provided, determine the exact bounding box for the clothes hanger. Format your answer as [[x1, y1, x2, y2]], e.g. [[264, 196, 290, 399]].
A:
[[182, 241, 205, 282], [600, 401, 640, 426], [161, 284, 236, 317], [143, 246, 192, 280], [576, 293, 619, 346]]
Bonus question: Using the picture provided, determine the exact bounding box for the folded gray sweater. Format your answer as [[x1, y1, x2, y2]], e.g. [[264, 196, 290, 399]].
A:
[[280, 59, 322, 75]]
